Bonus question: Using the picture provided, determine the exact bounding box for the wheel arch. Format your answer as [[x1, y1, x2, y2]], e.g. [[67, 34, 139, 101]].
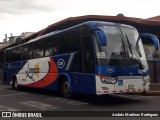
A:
[[57, 73, 72, 92]]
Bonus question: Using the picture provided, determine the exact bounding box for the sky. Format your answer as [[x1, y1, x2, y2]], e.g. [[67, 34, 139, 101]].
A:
[[0, 0, 160, 42]]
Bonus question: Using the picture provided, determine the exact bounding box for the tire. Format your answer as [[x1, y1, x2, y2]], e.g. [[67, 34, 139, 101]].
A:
[[61, 78, 72, 99], [12, 78, 19, 90]]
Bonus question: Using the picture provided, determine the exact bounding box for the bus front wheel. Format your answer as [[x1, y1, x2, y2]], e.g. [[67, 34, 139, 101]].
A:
[[61, 78, 72, 99]]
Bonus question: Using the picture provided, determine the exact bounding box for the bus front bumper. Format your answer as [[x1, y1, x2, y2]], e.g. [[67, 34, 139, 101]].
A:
[[96, 76, 150, 95]]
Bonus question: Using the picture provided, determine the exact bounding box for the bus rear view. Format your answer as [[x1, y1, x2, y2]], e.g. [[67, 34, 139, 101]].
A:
[[94, 23, 150, 94]]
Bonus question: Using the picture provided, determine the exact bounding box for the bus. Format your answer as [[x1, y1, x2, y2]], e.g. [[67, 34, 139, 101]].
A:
[[3, 21, 150, 98]]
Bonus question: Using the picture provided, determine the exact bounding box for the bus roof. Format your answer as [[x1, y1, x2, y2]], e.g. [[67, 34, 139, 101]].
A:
[[26, 21, 135, 43], [5, 21, 135, 50]]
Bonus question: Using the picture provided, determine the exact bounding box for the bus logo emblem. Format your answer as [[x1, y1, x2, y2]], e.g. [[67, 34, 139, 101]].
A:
[[107, 68, 114, 73], [129, 72, 133, 76], [57, 59, 65, 68]]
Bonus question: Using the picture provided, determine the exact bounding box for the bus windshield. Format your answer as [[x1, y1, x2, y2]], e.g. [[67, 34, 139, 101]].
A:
[[96, 25, 148, 69], [121, 27, 148, 69]]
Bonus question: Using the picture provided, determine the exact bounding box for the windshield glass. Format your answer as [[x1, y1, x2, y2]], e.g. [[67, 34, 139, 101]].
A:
[[95, 25, 148, 68], [121, 27, 148, 68]]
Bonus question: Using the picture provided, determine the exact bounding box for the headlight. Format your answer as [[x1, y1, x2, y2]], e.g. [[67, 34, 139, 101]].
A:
[[98, 75, 117, 84], [143, 75, 150, 83]]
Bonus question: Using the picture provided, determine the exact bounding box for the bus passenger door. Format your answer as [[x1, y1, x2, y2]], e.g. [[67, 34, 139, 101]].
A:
[[83, 36, 94, 73], [73, 35, 96, 94]]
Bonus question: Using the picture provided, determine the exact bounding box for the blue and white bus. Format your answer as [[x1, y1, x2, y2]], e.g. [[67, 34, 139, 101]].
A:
[[3, 21, 150, 98]]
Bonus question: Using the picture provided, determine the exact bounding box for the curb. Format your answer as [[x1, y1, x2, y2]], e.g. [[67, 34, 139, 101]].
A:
[[127, 91, 160, 96]]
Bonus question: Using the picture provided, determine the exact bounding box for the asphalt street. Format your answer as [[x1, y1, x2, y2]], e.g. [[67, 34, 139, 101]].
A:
[[0, 83, 160, 119], [0, 83, 160, 111]]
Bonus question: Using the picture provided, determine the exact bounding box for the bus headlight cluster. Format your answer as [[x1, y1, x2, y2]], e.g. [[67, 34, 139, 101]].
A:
[[98, 75, 117, 84], [143, 75, 150, 83]]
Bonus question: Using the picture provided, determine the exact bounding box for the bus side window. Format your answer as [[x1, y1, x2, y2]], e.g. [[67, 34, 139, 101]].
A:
[[15, 47, 22, 62], [44, 36, 58, 57], [83, 36, 94, 73], [32, 40, 44, 59], [59, 33, 69, 54], [69, 29, 82, 72], [5, 50, 12, 63], [22, 45, 30, 60], [67, 29, 81, 52], [28, 43, 33, 59], [12, 47, 22, 62], [59, 28, 81, 54]]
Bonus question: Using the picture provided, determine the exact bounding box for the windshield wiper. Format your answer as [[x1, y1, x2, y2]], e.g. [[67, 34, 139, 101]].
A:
[[135, 35, 142, 57], [125, 35, 144, 70], [120, 34, 126, 55], [125, 35, 134, 58]]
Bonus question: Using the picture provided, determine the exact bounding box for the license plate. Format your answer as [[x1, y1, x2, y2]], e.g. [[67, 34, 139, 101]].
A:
[[128, 84, 135, 89]]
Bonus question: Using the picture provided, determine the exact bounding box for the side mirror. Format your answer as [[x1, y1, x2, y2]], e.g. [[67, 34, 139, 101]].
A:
[[140, 33, 160, 50]]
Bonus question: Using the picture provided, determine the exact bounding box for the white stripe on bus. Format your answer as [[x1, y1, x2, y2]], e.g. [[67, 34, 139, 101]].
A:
[[65, 53, 75, 71]]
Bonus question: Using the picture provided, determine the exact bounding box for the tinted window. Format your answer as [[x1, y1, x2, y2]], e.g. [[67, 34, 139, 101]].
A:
[[14, 47, 22, 62], [31, 40, 44, 59], [5, 50, 12, 63], [28, 40, 44, 59], [59, 29, 81, 54], [67, 29, 81, 52], [44, 36, 58, 57], [22, 45, 30, 60], [59, 33, 69, 53], [28, 43, 32, 59], [83, 36, 94, 73], [5, 46, 22, 63]]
